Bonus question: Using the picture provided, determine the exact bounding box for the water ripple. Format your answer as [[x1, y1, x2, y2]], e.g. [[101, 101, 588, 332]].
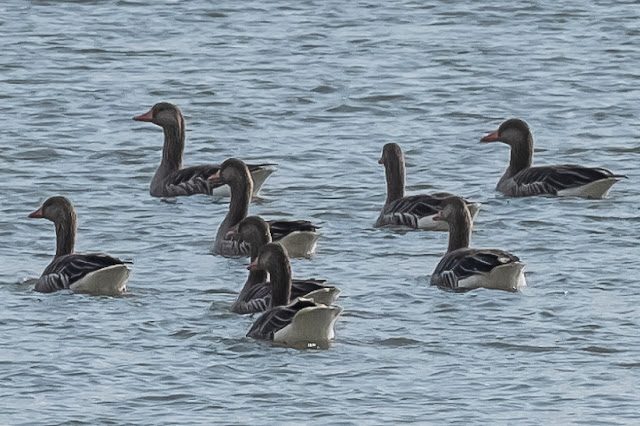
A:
[[1, 0, 640, 424]]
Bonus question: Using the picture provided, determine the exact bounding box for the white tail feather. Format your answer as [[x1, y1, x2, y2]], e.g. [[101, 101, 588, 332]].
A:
[[557, 178, 621, 199], [274, 303, 343, 343], [299, 287, 340, 306], [70, 265, 130, 296], [249, 165, 278, 197], [467, 202, 482, 221], [458, 262, 526, 292], [276, 231, 320, 259], [210, 165, 277, 197]]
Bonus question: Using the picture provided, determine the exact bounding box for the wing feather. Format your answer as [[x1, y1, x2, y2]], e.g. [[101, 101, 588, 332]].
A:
[[246, 299, 317, 340], [431, 248, 519, 292], [36, 254, 129, 293], [233, 279, 329, 314], [378, 194, 476, 228], [267, 220, 319, 242], [160, 164, 274, 197], [511, 165, 616, 196]]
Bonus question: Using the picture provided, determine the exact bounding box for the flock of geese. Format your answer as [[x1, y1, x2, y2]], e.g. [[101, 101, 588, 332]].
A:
[[27, 102, 625, 347]]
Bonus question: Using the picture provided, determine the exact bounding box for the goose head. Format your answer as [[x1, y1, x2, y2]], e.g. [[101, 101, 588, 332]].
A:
[[133, 102, 183, 129], [29, 196, 76, 224], [378, 142, 403, 166], [211, 158, 254, 193], [379, 142, 406, 202], [432, 196, 468, 224], [247, 243, 289, 272], [433, 196, 472, 251], [29, 196, 77, 256], [236, 216, 271, 247], [247, 243, 292, 307], [480, 118, 531, 148]]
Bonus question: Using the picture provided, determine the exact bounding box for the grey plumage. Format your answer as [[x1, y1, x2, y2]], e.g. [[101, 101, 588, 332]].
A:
[[481, 118, 624, 198], [212, 159, 319, 257], [29, 196, 131, 294], [133, 102, 275, 198], [429, 197, 524, 292], [431, 248, 520, 292], [244, 243, 341, 342], [502, 164, 621, 197], [246, 299, 317, 340], [36, 254, 130, 293], [377, 193, 457, 228], [231, 216, 333, 314], [376, 142, 480, 229], [233, 277, 330, 314]]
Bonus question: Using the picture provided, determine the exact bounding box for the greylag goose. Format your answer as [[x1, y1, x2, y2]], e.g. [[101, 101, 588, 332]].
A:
[[229, 216, 339, 314], [430, 197, 526, 292], [375, 143, 480, 230], [212, 158, 320, 258], [480, 118, 625, 198], [246, 243, 342, 344], [28, 196, 131, 295], [133, 102, 276, 198]]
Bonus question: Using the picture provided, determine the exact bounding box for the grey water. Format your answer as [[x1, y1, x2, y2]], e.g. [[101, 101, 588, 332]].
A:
[[1, 0, 639, 424]]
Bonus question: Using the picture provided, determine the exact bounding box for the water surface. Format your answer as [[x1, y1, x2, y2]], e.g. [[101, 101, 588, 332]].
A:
[[1, 1, 639, 424]]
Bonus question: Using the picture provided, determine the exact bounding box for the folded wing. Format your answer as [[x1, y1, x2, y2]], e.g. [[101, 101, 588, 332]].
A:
[[36, 254, 129, 293]]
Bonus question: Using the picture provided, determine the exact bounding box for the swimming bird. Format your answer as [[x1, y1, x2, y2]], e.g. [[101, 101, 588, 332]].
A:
[[245, 243, 342, 344], [375, 142, 480, 230], [211, 158, 320, 258], [430, 197, 526, 292], [229, 216, 339, 314], [480, 118, 624, 198], [133, 102, 276, 198], [28, 196, 131, 295]]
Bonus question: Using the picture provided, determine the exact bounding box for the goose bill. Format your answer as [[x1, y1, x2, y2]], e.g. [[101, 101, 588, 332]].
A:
[[132, 109, 153, 122], [247, 259, 259, 271], [480, 130, 500, 142], [28, 207, 44, 218]]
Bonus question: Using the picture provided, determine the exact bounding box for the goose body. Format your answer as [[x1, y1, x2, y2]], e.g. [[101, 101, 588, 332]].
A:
[[376, 143, 480, 230], [133, 102, 276, 198], [481, 119, 624, 198], [245, 244, 342, 345], [29, 197, 131, 295], [247, 298, 342, 342], [68, 263, 130, 295], [232, 278, 338, 314], [212, 158, 319, 258], [230, 216, 338, 314], [431, 248, 526, 292], [377, 194, 481, 231], [429, 197, 525, 293], [269, 221, 321, 259]]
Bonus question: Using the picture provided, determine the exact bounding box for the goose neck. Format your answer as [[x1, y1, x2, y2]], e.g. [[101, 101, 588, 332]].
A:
[[246, 268, 268, 286], [54, 211, 76, 257], [384, 156, 405, 203], [214, 175, 252, 243], [447, 209, 471, 252], [160, 121, 185, 171], [506, 135, 533, 177], [269, 257, 292, 307]]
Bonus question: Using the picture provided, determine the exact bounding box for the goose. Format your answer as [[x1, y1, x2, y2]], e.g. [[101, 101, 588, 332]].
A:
[[211, 158, 320, 258], [229, 216, 339, 314], [28, 196, 131, 295], [375, 143, 480, 230], [133, 102, 276, 198], [430, 197, 526, 292], [245, 243, 342, 344], [480, 118, 625, 198]]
